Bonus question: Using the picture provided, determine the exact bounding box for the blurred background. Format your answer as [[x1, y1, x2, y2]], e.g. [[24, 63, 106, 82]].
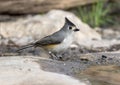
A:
[[0, 0, 120, 85], [0, 0, 120, 52], [0, 0, 119, 27]]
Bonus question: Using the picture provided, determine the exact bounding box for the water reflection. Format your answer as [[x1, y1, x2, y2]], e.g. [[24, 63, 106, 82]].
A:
[[77, 65, 120, 85]]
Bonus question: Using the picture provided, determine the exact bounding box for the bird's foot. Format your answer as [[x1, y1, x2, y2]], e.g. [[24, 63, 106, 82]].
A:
[[49, 52, 63, 60]]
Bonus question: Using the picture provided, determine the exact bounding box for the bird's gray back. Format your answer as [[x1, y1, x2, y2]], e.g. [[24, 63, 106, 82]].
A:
[[34, 30, 66, 47]]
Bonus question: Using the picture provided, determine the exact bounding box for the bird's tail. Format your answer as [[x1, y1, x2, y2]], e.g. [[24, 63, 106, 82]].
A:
[[16, 44, 34, 52]]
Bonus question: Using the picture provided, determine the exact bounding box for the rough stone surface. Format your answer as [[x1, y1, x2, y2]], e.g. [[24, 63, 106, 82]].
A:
[[0, 56, 87, 85], [79, 39, 120, 48], [0, 10, 101, 46]]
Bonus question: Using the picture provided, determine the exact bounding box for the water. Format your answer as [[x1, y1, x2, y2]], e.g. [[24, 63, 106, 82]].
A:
[[76, 65, 120, 85]]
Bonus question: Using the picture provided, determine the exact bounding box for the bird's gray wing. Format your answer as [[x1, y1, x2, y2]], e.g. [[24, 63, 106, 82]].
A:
[[34, 33, 65, 47]]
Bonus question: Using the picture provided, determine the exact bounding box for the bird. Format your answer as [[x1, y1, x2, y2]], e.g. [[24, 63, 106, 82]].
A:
[[17, 17, 79, 59]]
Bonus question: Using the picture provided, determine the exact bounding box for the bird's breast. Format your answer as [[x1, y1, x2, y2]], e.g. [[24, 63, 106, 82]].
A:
[[51, 35, 73, 52]]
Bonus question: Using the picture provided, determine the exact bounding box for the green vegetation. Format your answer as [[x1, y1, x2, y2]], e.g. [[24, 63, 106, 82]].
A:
[[75, 1, 115, 28]]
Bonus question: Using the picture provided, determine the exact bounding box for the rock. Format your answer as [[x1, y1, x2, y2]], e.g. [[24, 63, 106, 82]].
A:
[[96, 27, 120, 40], [80, 54, 95, 61], [78, 39, 120, 48], [0, 56, 88, 85], [0, 10, 101, 46], [0, 0, 102, 14]]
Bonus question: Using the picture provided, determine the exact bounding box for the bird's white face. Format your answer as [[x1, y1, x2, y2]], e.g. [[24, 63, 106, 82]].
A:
[[67, 25, 79, 33], [62, 17, 79, 34]]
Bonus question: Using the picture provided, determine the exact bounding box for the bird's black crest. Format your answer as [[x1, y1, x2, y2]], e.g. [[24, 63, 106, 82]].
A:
[[65, 17, 75, 26]]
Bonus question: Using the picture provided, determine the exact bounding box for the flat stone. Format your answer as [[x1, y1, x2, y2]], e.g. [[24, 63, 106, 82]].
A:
[[0, 56, 87, 85]]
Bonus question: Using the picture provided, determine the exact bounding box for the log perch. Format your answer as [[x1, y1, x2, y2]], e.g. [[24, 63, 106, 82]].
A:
[[0, 0, 99, 14]]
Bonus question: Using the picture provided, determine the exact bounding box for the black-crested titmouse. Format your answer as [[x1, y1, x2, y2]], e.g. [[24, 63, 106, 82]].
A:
[[17, 17, 79, 58]]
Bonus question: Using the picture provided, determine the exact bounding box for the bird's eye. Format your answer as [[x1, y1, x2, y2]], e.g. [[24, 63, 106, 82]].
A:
[[69, 26, 72, 30]]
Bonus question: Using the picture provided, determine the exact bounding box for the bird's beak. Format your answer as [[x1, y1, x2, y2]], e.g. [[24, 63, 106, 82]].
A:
[[74, 28, 79, 32]]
